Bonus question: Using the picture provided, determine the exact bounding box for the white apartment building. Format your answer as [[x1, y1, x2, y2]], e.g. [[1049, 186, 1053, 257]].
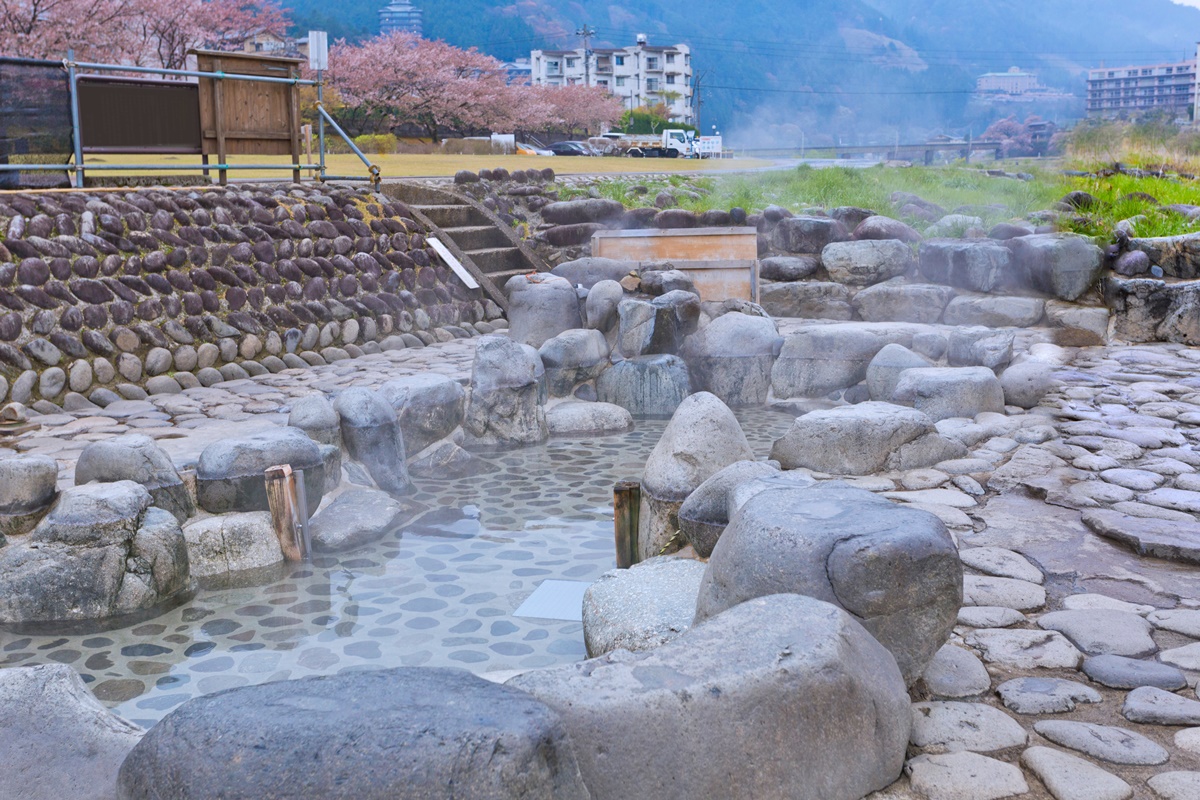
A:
[[530, 36, 694, 125]]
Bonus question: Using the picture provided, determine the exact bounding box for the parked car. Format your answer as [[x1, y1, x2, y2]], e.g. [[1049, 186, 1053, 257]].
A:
[[547, 141, 594, 156], [516, 142, 554, 156]]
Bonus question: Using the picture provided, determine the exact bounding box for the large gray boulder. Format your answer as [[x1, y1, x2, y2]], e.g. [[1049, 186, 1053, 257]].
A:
[[891, 367, 1005, 421], [759, 281, 853, 320], [948, 326, 1015, 369], [377, 375, 466, 454], [511, 593, 911, 800], [770, 402, 964, 474], [75, 434, 194, 524], [918, 239, 1016, 292], [117, 668, 590, 800], [463, 335, 548, 447], [0, 453, 59, 538], [865, 343, 931, 402], [1000, 360, 1057, 409], [1010, 233, 1105, 301], [584, 279, 624, 333], [181, 511, 281, 580], [1, 664, 144, 800], [616, 291, 700, 357], [683, 312, 781, 407], [309, 488, 412, 552], [853, 215, 923, 243], [334, 388, 411, 495], [545, 400, 633, 436], [770, 324, 910, 398], [759, 255, 819, 281], [0, 482, 189, 626], [821, 239, 915, 286], [505, 273, 583, 348], [596, 354, 692, 417], [541, 198, 625, 226], [639, 392, 753, 560], [582, 556, 707, 657], [677, 460, 780, 556], [694, 482, 962, 684], [196, 427, 325, 515], [287, 394, 341, 448], [552, 256, 633, 288], [852, 280, 955, 324], [771, 215, 850, 253], [942, 295, 1045, 328], [538, 328, 610, 396]]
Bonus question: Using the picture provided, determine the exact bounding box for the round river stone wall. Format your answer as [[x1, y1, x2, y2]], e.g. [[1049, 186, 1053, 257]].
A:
[[0, 184, 500, 409]]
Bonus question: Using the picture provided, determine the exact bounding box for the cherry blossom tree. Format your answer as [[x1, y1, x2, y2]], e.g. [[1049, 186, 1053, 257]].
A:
[[329, 32, 525, 142], [533, 83, 623, 136], [0, 0, 140, 60], [0, 0, 289, 67]]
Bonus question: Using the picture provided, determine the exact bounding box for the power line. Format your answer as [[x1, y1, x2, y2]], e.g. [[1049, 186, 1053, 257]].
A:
[[704, 84, 983, 96]]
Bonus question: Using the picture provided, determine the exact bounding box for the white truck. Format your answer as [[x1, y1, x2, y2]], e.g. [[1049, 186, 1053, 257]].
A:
[[596, 129, 699, 158]]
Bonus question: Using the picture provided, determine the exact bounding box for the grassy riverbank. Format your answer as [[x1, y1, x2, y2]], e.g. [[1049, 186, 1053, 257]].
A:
[[567, 162, 1200, 243]]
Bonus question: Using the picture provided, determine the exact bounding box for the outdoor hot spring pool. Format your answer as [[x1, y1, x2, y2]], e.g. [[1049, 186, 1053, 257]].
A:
[[0, 409, 797, 728]]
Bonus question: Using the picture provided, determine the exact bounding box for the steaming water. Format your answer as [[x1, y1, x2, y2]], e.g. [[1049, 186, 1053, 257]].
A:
[[0, 410, 796, 728]]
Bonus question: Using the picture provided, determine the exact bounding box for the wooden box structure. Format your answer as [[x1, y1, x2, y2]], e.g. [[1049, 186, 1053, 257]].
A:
[[191, 49, 303, 183], [591, 227, 759, 302]]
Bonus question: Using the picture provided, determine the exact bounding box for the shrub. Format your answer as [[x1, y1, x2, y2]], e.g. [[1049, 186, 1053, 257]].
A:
[[352, 134, 399, 154]]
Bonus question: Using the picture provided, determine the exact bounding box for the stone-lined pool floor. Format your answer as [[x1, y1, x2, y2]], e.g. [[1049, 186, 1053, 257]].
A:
[[0, 409, 797, 728]]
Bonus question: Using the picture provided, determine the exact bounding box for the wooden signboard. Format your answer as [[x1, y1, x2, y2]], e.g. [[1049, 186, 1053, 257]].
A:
[[191, 49, 302, 184], [591, 227, 760, 302]]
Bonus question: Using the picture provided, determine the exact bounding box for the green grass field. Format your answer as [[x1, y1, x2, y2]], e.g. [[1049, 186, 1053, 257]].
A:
[[580, 163, 1200, 243]]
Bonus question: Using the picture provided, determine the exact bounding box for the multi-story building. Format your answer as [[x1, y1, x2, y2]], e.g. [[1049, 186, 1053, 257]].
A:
[[976, 67, 1041, 95], [530, 35, 694, 125], [379, 0, 423, 37], [1086, 59, 1195, 118]]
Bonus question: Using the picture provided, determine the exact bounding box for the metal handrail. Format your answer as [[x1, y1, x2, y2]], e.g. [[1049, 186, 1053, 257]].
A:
[[316, 102, 380, 185], [69, 59, 319, 86]]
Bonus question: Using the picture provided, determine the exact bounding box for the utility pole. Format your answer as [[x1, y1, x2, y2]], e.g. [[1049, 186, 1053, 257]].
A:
[[576, 24, 596, 87], [693, 70, 704, 130]]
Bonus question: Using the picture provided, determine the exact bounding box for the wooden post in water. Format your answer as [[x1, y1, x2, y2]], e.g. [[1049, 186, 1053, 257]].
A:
[[613, 480, 641, 569], [265, 464, 305, 561]]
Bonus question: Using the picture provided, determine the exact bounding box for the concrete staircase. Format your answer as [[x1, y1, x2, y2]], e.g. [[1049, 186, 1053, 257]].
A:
[[383, 182, 547, 310]]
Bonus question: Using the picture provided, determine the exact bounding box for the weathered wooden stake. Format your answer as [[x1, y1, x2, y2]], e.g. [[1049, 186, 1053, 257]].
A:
[[613, 480, 641, 569], [265, 464, 305, 561]]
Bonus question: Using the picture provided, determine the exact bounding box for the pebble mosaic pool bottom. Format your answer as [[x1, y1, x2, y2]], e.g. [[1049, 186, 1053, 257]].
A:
[[0, 410, 797, 728]]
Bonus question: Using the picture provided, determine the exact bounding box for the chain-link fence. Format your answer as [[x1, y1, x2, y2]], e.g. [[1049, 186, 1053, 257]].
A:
[[0, 57, 72, 188]]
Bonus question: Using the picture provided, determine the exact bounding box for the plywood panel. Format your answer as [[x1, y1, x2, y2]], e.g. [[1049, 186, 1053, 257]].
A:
[[193, 50, 301, 158]]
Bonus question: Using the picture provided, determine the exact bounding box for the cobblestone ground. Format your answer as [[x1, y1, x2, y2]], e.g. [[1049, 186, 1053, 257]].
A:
[[3, 322, 1200, 797]]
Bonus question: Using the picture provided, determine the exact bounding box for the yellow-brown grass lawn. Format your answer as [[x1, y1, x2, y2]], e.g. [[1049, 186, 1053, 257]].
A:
[[79, 153, 770, 181]]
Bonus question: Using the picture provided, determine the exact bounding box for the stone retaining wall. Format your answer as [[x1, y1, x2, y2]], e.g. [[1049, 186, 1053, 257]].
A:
[[0, 184, 501, 410]]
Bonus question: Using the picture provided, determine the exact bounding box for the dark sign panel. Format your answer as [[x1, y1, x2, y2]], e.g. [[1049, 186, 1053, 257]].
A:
[[78, 77, 202, 153]]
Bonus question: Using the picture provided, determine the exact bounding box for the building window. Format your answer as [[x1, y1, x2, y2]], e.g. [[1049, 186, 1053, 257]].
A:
[[615, 76, 626, 87], [597, 79, 608, 87], [666, 54, 675, 64], [646, 78, 659, 91], [566, 57, 578, 68], [646, 57, 659, 70], [615, 55, 625, 66], [547, 60, 559, 72], [666, 74, 675, 84]]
